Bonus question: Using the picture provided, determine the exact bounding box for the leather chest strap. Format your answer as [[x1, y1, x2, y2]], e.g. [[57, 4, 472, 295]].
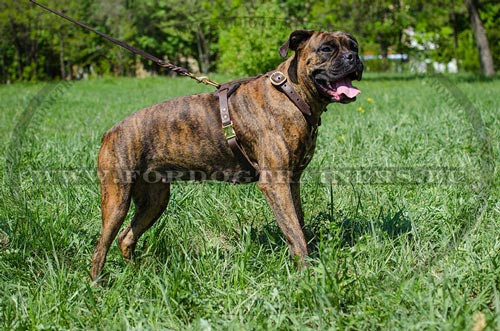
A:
[[218, 88, 257, 171], [268, 71, 311, 116]]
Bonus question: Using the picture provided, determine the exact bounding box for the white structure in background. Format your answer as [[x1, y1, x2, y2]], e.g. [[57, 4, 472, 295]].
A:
[[433, 59, 458, 73], [404, 27, 458, 73], [361, 28, 458, 73]]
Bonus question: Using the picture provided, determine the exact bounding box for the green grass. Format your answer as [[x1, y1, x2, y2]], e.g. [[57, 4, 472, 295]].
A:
[[0, 74, 499, 330]]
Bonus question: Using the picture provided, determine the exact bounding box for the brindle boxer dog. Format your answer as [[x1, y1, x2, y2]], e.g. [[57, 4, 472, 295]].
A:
[[90, 30, 363, 281]]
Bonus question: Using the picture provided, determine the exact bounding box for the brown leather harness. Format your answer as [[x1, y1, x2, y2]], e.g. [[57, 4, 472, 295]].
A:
[[216, 71, 312, 174]]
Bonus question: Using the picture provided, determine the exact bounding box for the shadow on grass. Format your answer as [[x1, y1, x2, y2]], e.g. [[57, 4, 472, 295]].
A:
[[247, 208, 413, 258], [130, 207, 413, 274], [308, 208, 412, 256]]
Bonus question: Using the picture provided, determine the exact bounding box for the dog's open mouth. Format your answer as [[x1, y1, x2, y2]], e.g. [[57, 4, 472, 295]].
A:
[[315, 71, 361, 103]]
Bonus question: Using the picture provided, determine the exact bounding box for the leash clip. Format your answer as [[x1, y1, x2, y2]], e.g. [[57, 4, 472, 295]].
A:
[[269, 71, 287, 86]]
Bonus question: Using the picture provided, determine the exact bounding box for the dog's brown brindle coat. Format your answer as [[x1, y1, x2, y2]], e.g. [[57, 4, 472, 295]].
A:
[[90, 30, 362, 281]]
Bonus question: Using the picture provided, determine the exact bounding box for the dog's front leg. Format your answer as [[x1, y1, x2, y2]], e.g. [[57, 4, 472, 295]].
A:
[[258, 172, 308, 266], [290, 180, 304, 229]]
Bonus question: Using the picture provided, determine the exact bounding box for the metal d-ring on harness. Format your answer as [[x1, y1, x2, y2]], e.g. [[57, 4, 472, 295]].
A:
[[215, 72, 313, 174], [267, 71, 312, 117], [267, 71, 318, 128], [30, 0, 313, 176]]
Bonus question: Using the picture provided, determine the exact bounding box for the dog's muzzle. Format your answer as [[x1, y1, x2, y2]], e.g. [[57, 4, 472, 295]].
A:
[[314, 57, 364, 104]]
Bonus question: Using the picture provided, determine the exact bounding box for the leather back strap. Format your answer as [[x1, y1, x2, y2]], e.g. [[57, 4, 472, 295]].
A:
[[268, 71, 311, 116], [218, 88, 258, 172]]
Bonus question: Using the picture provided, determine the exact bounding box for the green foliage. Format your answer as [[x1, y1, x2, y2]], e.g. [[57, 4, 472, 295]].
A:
[[481, 0, 500, 71], [0, 0, 498, 82], [458, 30, 481, 72], [217, 2, 289, 75]]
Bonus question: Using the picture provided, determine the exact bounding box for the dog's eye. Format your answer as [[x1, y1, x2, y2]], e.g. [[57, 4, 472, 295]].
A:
[[319, 45, 335, 53]]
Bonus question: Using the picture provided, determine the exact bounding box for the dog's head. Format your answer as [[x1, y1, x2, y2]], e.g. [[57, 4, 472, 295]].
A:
[[279, 30, 364, 104]]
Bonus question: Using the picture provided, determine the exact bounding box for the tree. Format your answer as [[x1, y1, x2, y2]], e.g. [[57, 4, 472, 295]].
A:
[[217, 1, 290, 75], [1, 0, 499, 81], [90, 0, 137, 76], [464, 0, 495, 76]]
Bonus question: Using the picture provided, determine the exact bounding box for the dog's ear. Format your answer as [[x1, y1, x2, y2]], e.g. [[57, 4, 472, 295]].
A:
[[279, 30, 314, 59]]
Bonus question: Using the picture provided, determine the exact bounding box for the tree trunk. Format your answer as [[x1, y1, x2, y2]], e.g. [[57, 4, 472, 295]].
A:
[[450, 0, 459, 69], [196, 26, 210, 74], [464, 0, 495, 76], [15, 47, 23, 80], [59, 32, 66, 80], [1, 51, 5, 84], [10, 22, 24, 79], [377, 33, 389, 71]]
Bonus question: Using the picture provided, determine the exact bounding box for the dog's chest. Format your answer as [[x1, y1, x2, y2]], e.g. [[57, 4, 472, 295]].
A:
[[295, 127, 318, 171]]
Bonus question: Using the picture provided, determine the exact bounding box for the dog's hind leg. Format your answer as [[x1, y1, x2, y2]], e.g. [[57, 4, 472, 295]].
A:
[[91, 181, 132, 282], [117, 179, 171, 262]]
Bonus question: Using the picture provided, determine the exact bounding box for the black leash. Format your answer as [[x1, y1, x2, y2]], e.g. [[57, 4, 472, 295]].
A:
[[29, 0, 221, 88]]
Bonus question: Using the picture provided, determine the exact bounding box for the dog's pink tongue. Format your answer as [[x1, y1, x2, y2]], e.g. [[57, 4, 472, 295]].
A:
[[334, 80, 361, 98]]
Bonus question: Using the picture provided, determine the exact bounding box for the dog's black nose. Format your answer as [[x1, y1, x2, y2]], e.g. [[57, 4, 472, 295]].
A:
[[344, 51, 356, 64]]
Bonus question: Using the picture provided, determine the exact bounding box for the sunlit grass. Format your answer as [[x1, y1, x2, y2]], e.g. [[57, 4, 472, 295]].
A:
[[0, 74, 499, 330]]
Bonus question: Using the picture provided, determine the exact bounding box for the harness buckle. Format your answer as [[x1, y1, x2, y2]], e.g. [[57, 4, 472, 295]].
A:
[[269, 71, 287, 86], [222, 122, 236, 140]]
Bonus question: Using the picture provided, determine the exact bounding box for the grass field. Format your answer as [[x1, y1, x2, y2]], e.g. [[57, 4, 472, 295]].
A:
[[0, 74, 499, 330]]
